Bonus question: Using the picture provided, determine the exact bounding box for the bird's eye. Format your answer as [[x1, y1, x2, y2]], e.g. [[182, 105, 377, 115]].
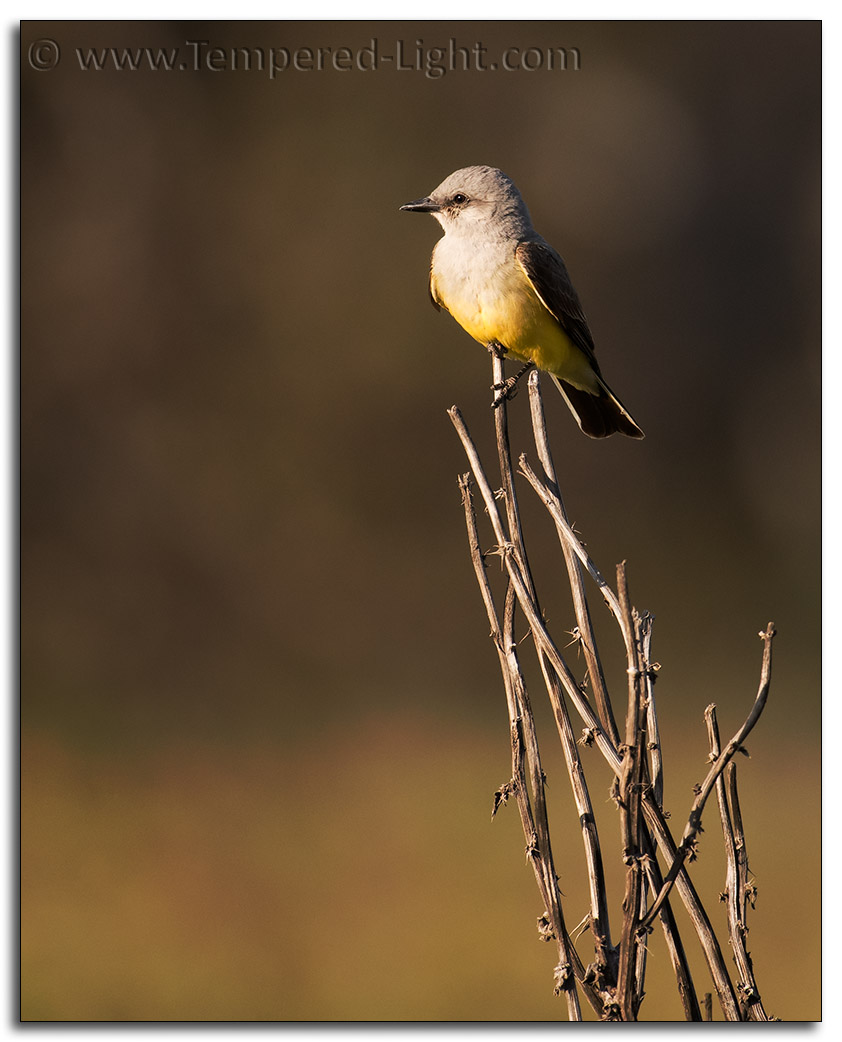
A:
[[452, 193, 468, 205]]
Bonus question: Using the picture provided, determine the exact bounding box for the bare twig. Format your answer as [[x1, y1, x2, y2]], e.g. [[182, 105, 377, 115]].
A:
[[448, 406, 622, 777], [707, 707, 772, 1021], [526, 371, 621, 746], [447, 360, 775, 1022], [536, 653, 616, 991], [639, 617, 663, 808], [640, 624, 776, 931], [457, 474, 583, 1021], [452, 401, 744, 1020], [640, 829, 702, 1020], [519, 378, 720, 1020], [516, 454, 632, 654], [490, 358, 615, 987], [640, 794, 741, 1019], [615, 567, 648, 1021]]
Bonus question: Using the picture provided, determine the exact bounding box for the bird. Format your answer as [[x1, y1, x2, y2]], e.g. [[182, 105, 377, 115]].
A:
[[401, 165, 644, 439]]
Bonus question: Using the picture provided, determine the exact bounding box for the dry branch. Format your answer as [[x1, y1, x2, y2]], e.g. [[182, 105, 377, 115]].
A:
[[447, 358, 776, 1021], [707, 707, 773, 1021], [640, 624, 775, 931]]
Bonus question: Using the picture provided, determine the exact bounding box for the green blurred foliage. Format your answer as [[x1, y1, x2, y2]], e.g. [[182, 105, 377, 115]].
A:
[[21, 20, 820, 1021]]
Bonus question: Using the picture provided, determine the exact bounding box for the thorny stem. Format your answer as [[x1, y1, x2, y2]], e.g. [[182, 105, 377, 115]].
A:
[[707, 707, 772, 1021], [639, 624, 775, 932], [448, 405, 622, 777], [447, 361, 775, 1021], [525, 370, 621, 747], [458, 474, 584, 1021], [493, 357, 614, 983], [514, 382, 745, 1019], [615, 566, 648, 1021]]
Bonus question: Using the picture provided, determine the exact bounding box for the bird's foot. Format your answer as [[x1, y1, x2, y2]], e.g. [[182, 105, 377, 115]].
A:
[[491, 361, 536, 409]]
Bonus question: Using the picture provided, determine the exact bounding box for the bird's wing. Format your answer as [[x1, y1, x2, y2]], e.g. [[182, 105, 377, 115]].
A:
[[515, 240, 601, 372]]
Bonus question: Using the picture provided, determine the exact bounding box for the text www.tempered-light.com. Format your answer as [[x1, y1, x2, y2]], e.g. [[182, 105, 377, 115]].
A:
[[31, 38, 582, 78]]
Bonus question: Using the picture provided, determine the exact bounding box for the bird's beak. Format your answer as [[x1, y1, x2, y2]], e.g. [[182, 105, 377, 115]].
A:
[[400, 197, 441, 213]]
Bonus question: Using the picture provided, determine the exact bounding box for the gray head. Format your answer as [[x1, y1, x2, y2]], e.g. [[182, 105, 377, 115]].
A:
[[401, 165, 533, 237]]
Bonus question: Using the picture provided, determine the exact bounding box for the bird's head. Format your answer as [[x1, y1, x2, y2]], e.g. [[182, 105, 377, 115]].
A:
[[401, 165, 532, 237]]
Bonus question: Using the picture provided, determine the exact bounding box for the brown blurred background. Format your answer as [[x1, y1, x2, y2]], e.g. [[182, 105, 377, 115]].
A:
[[21, 21, 820, 1022]]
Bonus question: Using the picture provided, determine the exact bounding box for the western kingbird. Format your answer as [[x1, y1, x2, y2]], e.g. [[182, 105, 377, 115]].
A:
[[401, 165, 644, 439]]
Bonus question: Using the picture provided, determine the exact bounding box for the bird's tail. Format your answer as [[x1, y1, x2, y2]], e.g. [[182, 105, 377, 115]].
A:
[[551, 375, 644, 439]]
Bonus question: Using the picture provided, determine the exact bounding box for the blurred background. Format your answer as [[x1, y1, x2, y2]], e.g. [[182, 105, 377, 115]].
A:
[[21, 20, 820, 1022]]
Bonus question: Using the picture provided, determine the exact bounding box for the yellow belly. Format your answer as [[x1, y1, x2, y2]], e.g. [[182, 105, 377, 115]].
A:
[[438, 269, 598, 392]]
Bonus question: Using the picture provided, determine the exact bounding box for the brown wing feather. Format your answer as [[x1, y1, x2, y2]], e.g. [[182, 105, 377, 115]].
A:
[[515, 240, 602, 375], [518, 240, 644, 439]]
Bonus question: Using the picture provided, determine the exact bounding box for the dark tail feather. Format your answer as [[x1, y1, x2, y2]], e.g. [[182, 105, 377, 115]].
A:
[[551, 376, 644, 439]]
